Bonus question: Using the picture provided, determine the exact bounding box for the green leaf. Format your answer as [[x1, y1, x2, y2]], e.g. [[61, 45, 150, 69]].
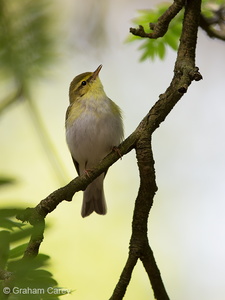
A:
[[127, 4, 183, 61], [0, 208, 23, 218], [0, 219, 25, 231], [0, 0, 58, 87], [9, 243, 29, 259], [9, 226, 34, 243], [139, 41, 155, 61], [157, 41, 166, 59], [32, 254, 50, 269], [164, 32, 179, 50], [0, 208, 66, 300], [8, 254, 49, 275], [6, 255, 68, 300], [0, 230, 10, 268]]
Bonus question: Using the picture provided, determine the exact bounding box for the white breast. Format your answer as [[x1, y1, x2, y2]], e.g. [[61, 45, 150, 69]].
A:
[[66, 98, 123, 173]]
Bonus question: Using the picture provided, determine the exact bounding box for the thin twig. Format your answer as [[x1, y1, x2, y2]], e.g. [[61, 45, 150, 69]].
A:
[[26, 95, 69, 185], [199, 14, 225, 41], [0, 86, 23, 114], [130, 0, 185, 38]]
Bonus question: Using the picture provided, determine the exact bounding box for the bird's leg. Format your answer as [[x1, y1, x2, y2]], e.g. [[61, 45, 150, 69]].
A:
[[83, 169, 91, 178], [83, 161, 92, 177]]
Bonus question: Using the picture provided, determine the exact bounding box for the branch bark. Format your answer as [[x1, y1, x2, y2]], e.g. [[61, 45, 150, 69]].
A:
[[130, 0, 185, 38], [110, 0, 202, 299], [16, 0, 202, 299]]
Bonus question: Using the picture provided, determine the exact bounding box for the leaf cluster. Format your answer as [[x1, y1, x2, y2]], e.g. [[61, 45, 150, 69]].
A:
[[127, 3, 182, 61], [0, 0, 57, 89], [0, 208, 69, 300], [127, 0, 225, 61]]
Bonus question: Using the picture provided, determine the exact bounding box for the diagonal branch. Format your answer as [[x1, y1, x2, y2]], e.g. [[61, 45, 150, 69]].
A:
[[199, 13, 225, 41], [16, 130, 138, 223], [0, 85, 24, 114], [16, 2, 202, 299], [17, 0, 202, 266], [130, 0, 185, 38], [16, 132, 139, 257], [109, 0, 202, 299]]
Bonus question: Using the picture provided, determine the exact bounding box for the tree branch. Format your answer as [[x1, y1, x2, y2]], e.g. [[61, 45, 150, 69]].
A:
[[0, 86, 24, 114], [17, 130, 138, 221], [109, 254, 138, 300], [16, 1, 202, 299], [199, 13, 225, 41], [130, 0, 185, 38], [16, 131, 139, 257], [23, 220, 45, 259], [109, 0, 202, 299], [0, 269, 12, 281], [134, 136, 169, 300]]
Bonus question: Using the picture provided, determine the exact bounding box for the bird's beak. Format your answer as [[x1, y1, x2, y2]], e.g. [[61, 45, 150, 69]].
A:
[[92, 64, 102, 80]]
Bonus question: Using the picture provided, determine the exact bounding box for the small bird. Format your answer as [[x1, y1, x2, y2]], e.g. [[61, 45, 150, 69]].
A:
[[65, 65, 124, 217]]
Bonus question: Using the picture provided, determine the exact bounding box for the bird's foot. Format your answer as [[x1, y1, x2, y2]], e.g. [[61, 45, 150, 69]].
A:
[[83, 169, 92, 178]]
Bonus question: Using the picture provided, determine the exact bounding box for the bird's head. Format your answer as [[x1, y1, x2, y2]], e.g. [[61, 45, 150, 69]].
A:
[[69, 65, 104, 103]]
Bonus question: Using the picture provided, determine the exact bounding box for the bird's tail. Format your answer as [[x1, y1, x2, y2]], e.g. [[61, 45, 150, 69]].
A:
[[81, 173, 107, 217]]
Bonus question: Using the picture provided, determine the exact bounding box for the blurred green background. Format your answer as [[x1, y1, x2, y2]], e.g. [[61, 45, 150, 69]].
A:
[[1, 0, 225, 299]]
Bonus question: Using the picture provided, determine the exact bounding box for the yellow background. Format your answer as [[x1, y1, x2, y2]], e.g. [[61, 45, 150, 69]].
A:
[[1, 0, 225, 299]]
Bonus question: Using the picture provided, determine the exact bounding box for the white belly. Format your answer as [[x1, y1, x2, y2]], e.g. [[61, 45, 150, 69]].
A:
[[66, 109, 123, 172]]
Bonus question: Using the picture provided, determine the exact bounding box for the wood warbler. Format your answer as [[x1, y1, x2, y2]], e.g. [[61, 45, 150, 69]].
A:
[[65, 65, 124, 217]]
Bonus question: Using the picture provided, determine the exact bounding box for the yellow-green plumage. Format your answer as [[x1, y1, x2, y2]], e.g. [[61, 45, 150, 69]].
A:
[[65, 65, 124, 217]]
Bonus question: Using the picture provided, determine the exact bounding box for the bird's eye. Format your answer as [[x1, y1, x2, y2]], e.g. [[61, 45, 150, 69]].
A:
[[81, 81, 87, 86]]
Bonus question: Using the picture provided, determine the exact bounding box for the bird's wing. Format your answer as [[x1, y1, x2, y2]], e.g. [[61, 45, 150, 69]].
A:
[[65, 105, 72, 122], [72, 156, 80, 175]]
